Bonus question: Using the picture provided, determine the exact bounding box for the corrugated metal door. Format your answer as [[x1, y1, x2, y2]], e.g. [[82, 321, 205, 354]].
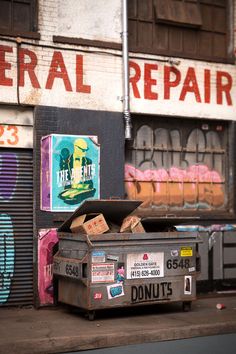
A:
[[0, 149, 33, 306]]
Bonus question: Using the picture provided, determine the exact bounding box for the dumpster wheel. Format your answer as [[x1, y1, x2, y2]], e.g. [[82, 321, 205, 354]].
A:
[[182, 301, 192, 312], [87, 310, 96, 321]]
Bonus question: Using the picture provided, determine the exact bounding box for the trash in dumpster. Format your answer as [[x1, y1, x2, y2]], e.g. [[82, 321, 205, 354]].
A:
[[53, 199, 201, 320], [70, 213, 109, 235], [120, 215, 145, 233]]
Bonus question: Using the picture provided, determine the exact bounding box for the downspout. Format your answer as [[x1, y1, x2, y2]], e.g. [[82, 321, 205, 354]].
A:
[[122, 0, 132, 139]]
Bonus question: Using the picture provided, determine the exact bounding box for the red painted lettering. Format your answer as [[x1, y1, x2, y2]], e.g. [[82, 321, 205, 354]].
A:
[[204, 69, 211, 104], [76, 55, 91, 93], [164, 66, 181, 100], [144, 63, 158, 100], [129, 61, 141, 98], [216, 71, 232, 105], [46, 51, 72, 91], [19, 48, 40, 88], [0, 45, 13, 86], [179, 67, 201, 102]]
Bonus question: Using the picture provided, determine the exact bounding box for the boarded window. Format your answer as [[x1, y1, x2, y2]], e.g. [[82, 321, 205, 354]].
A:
[[128, 0, 233, 63], [0, 0, 38, 34], [154, 0, 202, 28], [125, 116, 229, 217]]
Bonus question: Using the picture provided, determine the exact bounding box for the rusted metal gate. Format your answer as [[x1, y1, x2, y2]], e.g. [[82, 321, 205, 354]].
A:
[[0, 149, 33, 306]]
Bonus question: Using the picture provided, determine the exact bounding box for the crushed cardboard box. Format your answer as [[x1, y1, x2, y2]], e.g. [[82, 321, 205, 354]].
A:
[[70, 213, 109, 235], [120, 215, 145, 233]]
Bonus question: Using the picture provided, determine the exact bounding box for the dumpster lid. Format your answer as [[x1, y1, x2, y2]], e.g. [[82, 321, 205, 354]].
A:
[[57, 199, 142, 232]]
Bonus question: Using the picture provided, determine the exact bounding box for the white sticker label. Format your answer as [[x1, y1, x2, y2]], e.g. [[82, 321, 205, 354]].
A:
[[171, 250, 179, 257], [107, 254, 119, 261], [92, 251, 106, 263], [127, 252, 164, 279], [91, 263, 114, 283], [188, 267, 196, 273]]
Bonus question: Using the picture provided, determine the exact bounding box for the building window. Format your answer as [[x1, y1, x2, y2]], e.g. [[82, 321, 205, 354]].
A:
[[125, 116, 229, 217], [128, 0, 233, 63], [0, 0, 38, 36]]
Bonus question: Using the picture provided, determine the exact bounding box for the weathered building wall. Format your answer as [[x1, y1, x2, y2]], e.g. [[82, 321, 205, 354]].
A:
[[1, 0, 236, 307]]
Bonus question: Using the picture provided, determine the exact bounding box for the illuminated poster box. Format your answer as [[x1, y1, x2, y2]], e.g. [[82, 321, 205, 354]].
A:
[[41, 134, 100, 212]]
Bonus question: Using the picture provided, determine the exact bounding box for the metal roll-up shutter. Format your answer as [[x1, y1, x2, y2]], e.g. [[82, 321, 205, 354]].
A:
[[0, 149, 33, 306]]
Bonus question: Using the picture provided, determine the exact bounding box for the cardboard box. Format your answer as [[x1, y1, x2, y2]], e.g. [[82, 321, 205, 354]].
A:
[[120, 215, 145, 233], [70, 213, 109, 235]]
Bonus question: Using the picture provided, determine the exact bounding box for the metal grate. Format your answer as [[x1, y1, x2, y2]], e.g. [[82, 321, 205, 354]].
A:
[[125, 117, 228, 216], [0, 149, 33, 306]]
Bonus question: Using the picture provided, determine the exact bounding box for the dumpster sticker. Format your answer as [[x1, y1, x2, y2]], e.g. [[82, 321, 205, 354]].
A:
[[116, 263, 125, 283], [171, 250, 179, 257], [180, 247, 193, 257], [127, 252, 164, 279], [94, 292, 103, 300], [188, 266, 196, 273], [92, 251, 106, 263], [91, 263, 114, 283], [184, 276, 192, 295], [107, 254, 119, 262], [107, 283, 124, 299], [131, 282, 173, 304]]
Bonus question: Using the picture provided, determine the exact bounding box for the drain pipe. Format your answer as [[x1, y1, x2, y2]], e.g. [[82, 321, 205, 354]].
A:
[[122, 0, 132, 139]]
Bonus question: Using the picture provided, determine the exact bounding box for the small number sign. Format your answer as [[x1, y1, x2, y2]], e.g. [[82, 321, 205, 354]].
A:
[[0, 125, 19, 146]]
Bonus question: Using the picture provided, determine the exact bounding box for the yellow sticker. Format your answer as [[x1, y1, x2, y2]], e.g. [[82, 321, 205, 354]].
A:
[[180, 247, 193, 257]]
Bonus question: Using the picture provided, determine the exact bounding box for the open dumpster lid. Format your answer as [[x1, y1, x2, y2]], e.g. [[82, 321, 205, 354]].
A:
[[57, 199, 142, 232]]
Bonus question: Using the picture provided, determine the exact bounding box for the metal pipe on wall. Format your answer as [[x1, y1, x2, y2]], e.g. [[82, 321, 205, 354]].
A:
[[122, 0, 132, 139]]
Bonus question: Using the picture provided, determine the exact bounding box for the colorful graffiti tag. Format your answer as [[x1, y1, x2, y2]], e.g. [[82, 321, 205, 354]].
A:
[[125, 126, 226, 209], [38, 229, 58, 306], [0, 214, 14, 304], [125, 164, 224, 208], [0, 152, 18, 304]]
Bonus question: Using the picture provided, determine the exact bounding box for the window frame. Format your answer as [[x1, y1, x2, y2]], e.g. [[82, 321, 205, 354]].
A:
[[128, 0, 234, 64], [0, 0, 40, 39]]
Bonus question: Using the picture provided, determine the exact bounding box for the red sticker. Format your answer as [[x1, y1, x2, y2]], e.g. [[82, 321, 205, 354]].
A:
[[94, 292, 102, 300]]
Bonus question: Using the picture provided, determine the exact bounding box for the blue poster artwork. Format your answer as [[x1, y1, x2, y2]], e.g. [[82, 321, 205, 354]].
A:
[[50, 135, 100, 211]]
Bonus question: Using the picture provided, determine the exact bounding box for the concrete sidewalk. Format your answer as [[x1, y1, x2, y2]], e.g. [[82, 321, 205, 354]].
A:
[[1, 295, 236, 354]]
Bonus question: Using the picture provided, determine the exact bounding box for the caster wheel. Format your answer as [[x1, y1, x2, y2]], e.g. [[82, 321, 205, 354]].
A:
[[88, 310, 96, 321], [183, 301, 191, 312]]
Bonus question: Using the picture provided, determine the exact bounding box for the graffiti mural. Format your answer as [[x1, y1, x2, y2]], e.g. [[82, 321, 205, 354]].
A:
[[0, 214, 14, 304], [125, 125, 226, 210], [0, 152, 18, 304], [38, 229, 58, 306]]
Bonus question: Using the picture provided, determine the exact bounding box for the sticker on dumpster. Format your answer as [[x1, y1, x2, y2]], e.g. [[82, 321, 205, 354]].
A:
[[188, 267, 195, 273], [184, 276, 192, 295], [92, 251, 106, 263], [127, 252, 164, 279], [91, 263, 114, 283], [107, 254, 119, 262], [171, 250, 179, 257], [116, 263, 125, 283], [107, 283, 124, 299], [180, 247, 193, 257], [94, 292, 103, 300]]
